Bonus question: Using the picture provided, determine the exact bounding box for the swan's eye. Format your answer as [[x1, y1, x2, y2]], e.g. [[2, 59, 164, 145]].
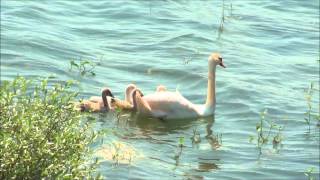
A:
[[218, 57, 223, 62]]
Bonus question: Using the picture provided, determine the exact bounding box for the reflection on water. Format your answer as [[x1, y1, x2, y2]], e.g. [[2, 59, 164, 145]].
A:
[[96, 141, 143, 165], [197, 161, 220, 172], [95, 112, 221, 167], [112, 111, 214, 134]]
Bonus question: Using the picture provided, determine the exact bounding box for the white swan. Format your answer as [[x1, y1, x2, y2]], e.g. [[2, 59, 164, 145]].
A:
[[132, 53, 225, 119]]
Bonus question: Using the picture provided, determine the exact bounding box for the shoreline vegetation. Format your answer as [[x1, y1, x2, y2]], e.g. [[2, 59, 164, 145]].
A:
[[0, 76, 101, 179]]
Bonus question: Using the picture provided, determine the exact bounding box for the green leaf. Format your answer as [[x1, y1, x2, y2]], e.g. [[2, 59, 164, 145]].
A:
[[70, 60, 79, 68], [80, 60, 90, 66], [178, 137, 185, 146], [256, 124, 261, 131], [249, 135, 255, 143]]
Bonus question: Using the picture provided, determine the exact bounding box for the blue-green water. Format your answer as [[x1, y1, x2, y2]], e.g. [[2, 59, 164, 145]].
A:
[[1, 0, 319, 179]]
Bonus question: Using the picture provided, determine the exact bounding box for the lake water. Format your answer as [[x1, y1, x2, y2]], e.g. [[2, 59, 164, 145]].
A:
[[1, 0, 319, 179]]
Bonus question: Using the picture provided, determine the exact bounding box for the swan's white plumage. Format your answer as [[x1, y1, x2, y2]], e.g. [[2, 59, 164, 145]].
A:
[[137, 91, 215, 119], [133, 52, 224, 120]]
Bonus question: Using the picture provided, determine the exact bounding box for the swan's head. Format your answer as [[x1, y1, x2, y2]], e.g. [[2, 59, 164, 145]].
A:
[[208, 53, 226, 68]]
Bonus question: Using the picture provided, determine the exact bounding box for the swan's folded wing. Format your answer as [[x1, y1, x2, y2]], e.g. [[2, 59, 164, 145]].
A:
[[143, 92, 199, 119]]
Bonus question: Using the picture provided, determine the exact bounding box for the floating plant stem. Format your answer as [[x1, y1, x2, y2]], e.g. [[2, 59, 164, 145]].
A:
[[304, 82, 320, 131], [191, 128, 201, 144], [218, 0, 225, 34]]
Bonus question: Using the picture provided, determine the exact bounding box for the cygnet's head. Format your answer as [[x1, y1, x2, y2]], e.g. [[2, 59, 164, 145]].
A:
[[208, 53, 226, 68], [125, 84, 137, 103], [101, 87, 114, 111], [126, 84, 137, 93]]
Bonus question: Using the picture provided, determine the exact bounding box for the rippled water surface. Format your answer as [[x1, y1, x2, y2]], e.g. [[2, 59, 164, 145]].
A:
[[1, 0, 319, 179]]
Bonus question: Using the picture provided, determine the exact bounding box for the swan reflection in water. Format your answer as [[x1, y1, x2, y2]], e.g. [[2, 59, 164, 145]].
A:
[[104, 111, 222, 150], [96, 111, 221, 173]]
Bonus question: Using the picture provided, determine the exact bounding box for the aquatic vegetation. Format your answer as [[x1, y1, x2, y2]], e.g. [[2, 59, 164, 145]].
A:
[[0, 76, 101, 179], [206, 132, 223, 149], [213, 133, 223, 145], [304, 167, 316, 180], [173, 137, 185, 166], [217, 0, 235, 39], [250, 110, 284, 151], [272, 125, 283, 147], [178, 136, 185, 147], [182, 49, 200, 65], [69, 58, 96, 76], [191, 128, 201, 144], [115, 107, 122, 121], [218, 0, 225, 34], [304, 82, 320, 131]]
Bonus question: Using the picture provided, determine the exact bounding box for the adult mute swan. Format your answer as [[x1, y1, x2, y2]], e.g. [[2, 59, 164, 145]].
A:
[[132, 53, 225, 119]]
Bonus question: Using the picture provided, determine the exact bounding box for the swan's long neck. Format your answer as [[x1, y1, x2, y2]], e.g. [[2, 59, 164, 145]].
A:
[[102, 91, 109, 110], [205, 64, 216, 110], [125, 90, 130, 103], [101, 88, 114, 111]]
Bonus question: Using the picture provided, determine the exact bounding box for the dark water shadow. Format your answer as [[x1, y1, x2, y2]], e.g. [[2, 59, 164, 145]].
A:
[[127, 113, 215, 134], [196, 161, 220, 172]]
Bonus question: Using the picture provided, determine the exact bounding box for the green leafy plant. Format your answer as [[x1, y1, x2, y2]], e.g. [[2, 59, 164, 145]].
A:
[[69, 58, 96, 76], [115, 107, 122, 121], [206, 132, 222, 149], [178, 136, 185, 147], [304, 82, 320, 131], [111, 142, 121, 166], [173, 136, 185, 166], [250, 110, 284, 152], [217, 0, 235, 39], [304, 167, 316, 180], [272, 125, 283, 150], [191, 128, 201, 144], [0, 76, 101, 179]]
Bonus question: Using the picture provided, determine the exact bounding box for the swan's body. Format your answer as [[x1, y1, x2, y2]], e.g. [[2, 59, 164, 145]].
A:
[[138, 91, 202, 119], [132, 53, 225, 120]]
